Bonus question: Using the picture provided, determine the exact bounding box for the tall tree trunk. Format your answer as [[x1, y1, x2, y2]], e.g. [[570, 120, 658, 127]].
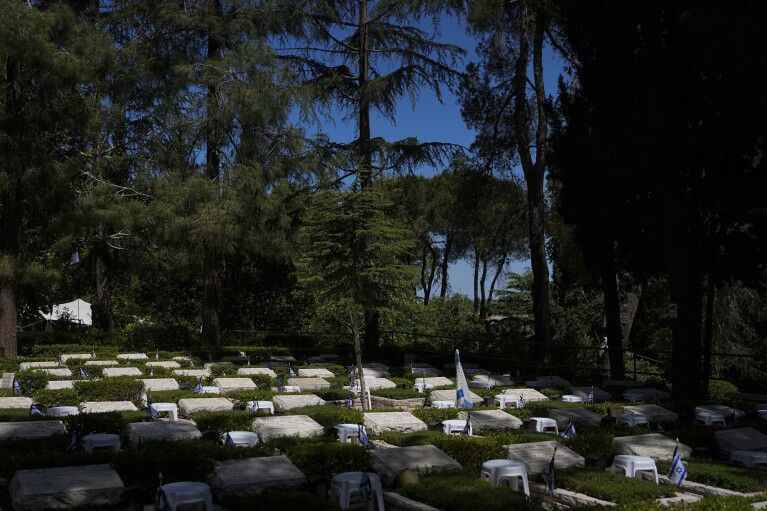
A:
[[479, 256, 488, 318], [353, 311, 369, 410], [602, 248, 625, 380], [420, 243, 438, 306], [620, 281, 642, 345], [472, 247, 480, 312], [513, 0, 551, 362], [701, 276, 715, 398], [439, 233, 453, 298], [94, 228, 115, 331]]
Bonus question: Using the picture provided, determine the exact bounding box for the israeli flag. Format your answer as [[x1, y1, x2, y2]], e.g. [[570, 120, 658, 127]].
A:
[[359, 471, 372, 501], [155, 350, 159, 360], [455, 350, 473, 409], [70, 248, 80, 266], [542, 458, 556, 496], [586, 389, 594, 404], [225, 432, 235, 447], [668, 453, 687, 486], [192, 377, 203, 394], [91, 349, 96, 358], [66, 429, 78, 452], [561, 421, 576, 439], [30, 404, 45, 416], [461, 414, 473, 436], [519, 396, 525, 409], [149, 368, 154, 377], [250, 401, 258, 413], [79, 368, 87, 378], [13, 378, 21, 395], [289, 365, 296, 377], [189, 356, 194, 368], [358, 424, 369, 447], [277, 377, 285, 391], [348, 397, 353, 409]]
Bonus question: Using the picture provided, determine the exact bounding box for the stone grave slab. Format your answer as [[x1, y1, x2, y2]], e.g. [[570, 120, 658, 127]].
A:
[[503, 388, 549, 402], [270, 355, 296, 362], [204, 362, 237, 370], [535, 375, 572, 388], [1, 372, 14, 388], [139, 378, 179, 392], [116, 353, 148, 360], [128, 421, 201, 448], [221, 355, 247, 364], [172, 369, 210, 377], [715, 427, 767, 454], [430, 389, 483, 406], [474, 374, 516, 387], [259, 362, 283, 368], [459, 409, 523, 432], [287, 377, 330, 391], [9, 464, 124, 511], [419, 376, 453, 387], [623, 388, 671, 401], [0, 396, 34, 409], [695, 404, 746, 421], [145, 361, 181, 369], [506, 440, 584, 474], [363, 377, 397, 390], [614, 433, 692, 460], [0, 421, 66, 441], [371, 445, 461, 485], [84, 360, 118, 366], [60, 354, 92, 363], [548, 407, 603, 427], [19, 361, 58, 371], [208, 456, 307, 497], [273, 393, 326, 411], [35, 368, 72, 377], [46, 380, 75, 390], [297, 367, 335, 378], [364, 362, 390, 371], [568, 386, 611, 402], [214, 377, 257, 392], [623, 404, 678, 422], [102, 367, 142, 377], [363, 411, 427, 435], [178, 397, 234, 414], [361, 367, 390, 378], [81, 401, 138, 413], [252, 415, 323, 441], [237, 367, 277, 378]]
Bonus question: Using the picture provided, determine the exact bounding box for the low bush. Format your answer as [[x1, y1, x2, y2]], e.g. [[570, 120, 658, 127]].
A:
[[207, 365, 237, 378], [251, 374, 273, 389], [313, 388, 354, 402], [33, 388, 81, 408], [562, 428, 619, 458], [14, 371, 50, 396], [601, 496, 767, 511], [411, 407, 459, 425], [145, 390, 193, 404], [285, 442, 371, 478], [0, 408, 53, 422], [656, 458, 767, 493], [554, 467, 673, 504], [430, 436, 507, 472], [0, 436, 114, 478], [76, 376, 144, 404], [62, 411, 130, 437], [377, 430, 444, 447], [191, 410, 258, 436], [290, 405, 364, 428], [370, 388, 424, 400]]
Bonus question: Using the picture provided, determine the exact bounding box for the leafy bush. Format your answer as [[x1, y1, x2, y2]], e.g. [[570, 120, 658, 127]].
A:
[[708, 380, 739, 400], [289, 405, 364, 428], [76, 376, 144, 404], [397, 470, 541, 511], [314, 388, 354, 402], [0, 436, 114, 478], [208, 365, 237, 378], [370, 388, 424, 400], [562, 428, 619, 458], [656, 458, 767, 493], [604, 496, 767, 511], [191, 410, 257, 436], [377, 430, 445, 447], [555, 467, 673, 504], [285, 442, 371, 477], [62, 411, 130, 437], [145, 390, 193, 404], [430, 436, 507, 472], [411, 407, 459, 425], [33, 388, 80, 408], [14, 370, 50, 396], [251, 374, 273, 389], [222, 490, 342, 511]]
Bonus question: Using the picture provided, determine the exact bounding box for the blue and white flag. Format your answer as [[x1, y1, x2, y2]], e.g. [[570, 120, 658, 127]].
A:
[[70, 248, 80, 266], [189, 355, 195, 368], [561, 421, 576, 439], [192, 377, 203, 394], [30, 403, 45, 416], [348, 397, 354, 409], [668, 453, 687, 486], [13, 378, 21, 395], [461, 414, 473, 436], [91, 349, 96, 358], [250, 401, 258, 413], [149, 368, 154, 377], [149, 404, 160, 420], [155, 350, 159, 360], [66, 429, 78, 452], [289, 364, 296, 377], [542, 446, 558, 496], [79, 368, 87, 378], [519, 396, 525, 409], [225, 432, 235, 447], [586, 388, 594, 404], [156, 488, 170, 511], [359, 471, 372, 501], [455, 350, 473, 409], [358, 424, 369, 447]]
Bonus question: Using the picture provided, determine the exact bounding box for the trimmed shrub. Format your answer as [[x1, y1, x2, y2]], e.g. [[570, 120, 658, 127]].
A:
[[285, 442, 371, 478], [14, 371, 50, 396], [370, 388, 423, 400], [76, 376, 144, 404], [191, 410, 258, 436], [562, 428, 619, 458], [289, 405, 364, 428], [222, 489, 342, 511], [33, 388, 80, 408], [313, 387, 354, 402], [62, 411, 130, 437], [430, 436, 507, 473], [656, 458, 767, 493], [411, 407, 459, 425], [207, 365, 237, 378], [377, 430, 444, 447]]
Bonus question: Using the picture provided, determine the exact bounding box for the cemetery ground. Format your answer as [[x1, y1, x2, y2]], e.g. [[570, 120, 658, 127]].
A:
[[1, 347, 767, 511]]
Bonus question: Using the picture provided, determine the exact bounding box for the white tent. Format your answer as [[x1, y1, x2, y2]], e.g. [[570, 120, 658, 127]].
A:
[[39, 299, 92, 326]]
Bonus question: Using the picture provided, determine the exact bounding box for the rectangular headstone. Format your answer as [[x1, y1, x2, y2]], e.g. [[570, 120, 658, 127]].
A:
[[139, 378, 180, 392], [0, 396, 34, 409], [19, 362, 58, 371], [695, 404, 746, 421], [506, 440, 585, 474], [287, 377, 330, 391], [363, 411, 427, 435], [363, 363, 390, 371], [1, 372, 14, 388], [460, 409, 523, 432], [623, 388, 671, 401], [214, 377, 257, 392], [504, 388, 549, 402], [83, 360, 118, 366], [419, 377, 453, 387], [568, 386, 611, 402], [237, 367, 277, 378], [172, 369, 210, 377], [60, 354, 92, 363], [203, 362, 237, 369], [273, 394, 326, 411], [10, 464, 124, 511], [535, 375, 572, 388], [623, 404, 678, 422], [178, 397, 234, 414], [0, 421, 66, 441], [430, 389, 483, 406], [208, 457, 308, 497], [145, 361, 181, 369], [614, 433, 692, 460], [363, 377, 397, 390], [548, 407, 603, 427], [371, 445, 461, 485], [128, 421, 202, 448], [270, 355, 296, 362], [474, 374, 516, 387], [116, 353, 148, 360], [46, 380, 75, 390], [81, 401, 138, 413], [102, 367, 143, 377], [361, 367, 390, 378], [35, 368, 72, 377], [297, 368, 335, 378], [715, 427, 767, 454], [252, 415, 323, 441]]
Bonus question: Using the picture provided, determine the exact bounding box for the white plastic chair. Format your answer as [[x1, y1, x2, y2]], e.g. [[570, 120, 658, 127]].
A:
[[695, 412, 726, 426], [330, 471, 385, 511], [158, 481, 213, 511], [611, 455, 659, 484], [497, 462, 530, 496], [531, 417, 558, 434]]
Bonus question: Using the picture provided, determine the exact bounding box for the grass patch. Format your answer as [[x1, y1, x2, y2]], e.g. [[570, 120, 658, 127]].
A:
[[656, 458, 767, 493], [554, 467, 673, 504]]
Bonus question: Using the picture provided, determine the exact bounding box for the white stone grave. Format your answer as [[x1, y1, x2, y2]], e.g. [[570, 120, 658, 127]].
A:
[[270, 355, 296, 362], [623, 404, 678, 422], [172, 369, 210, 377], [237, 367, 277, 378], [139, 378, 180, 392], [46, 380, 75, 390], [178, 397, 234, 414], [548, 407, 603, 427], [287, 377, 330, 391], [19, 361, 58, 371], [363, 378, 397, 390], [506, 440, 584, 474], [418, 376, 453, 387], [60, 354, 92, 363], [363, 411, 427, 435], [568, 386, 611, 402], [715, 427, 767, 454], [35, 368, 72, 377], [84, 360, 118, 366], [361, 367, 390, 378], [0, 396, 34, 409], [207, 457, 308, 497], [695, 404, 746, 421], [430, 389, 483, 407], [1, 372, 14, 388], [535, 375, 572, 388], [9, 464, 124, 511], [614, 433, 692, 460], [297, 368, 335, 378], [128, 421, 202, 448], [0, 421, 66, 441], [214, 377, 257, 392], [473, 374, 516, 387], [81, 401, 138, 413], [116, 353, 148, 360], [252, 415, 323, 441], [371, 445, 461, 484], [273, 394, 326, 411], [102, 367, 143, 377], [459, 409, 523, 432], [503, 388, 549, 402], [145, 361, 181, 369]]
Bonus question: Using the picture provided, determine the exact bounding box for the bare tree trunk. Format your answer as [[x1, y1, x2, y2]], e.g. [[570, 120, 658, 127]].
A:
[[353, 312, 369, 410], [472, 247, 480, 312], [94, 229, 115, 331], [620, 281, 642, 344], [439, 233, 453, 298], [602, 252, 625, 380], [701, 276, 715, 398]]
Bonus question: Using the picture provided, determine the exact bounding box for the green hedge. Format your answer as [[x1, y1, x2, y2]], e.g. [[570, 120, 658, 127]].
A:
[[411, 407, 460, 424], [76, 376, 144, 404], [285, 442, 371, 478], [602, 497, 767, 511], [191, 410, 259, 436], [370, 388, 424, 400], [430, 436, 508, 473], [33, 388, 80, 408], [222, 490, 342, 511], [14, 371, 50, 396], [289, 405, 364, 428], [62, 411, 132, 437]]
